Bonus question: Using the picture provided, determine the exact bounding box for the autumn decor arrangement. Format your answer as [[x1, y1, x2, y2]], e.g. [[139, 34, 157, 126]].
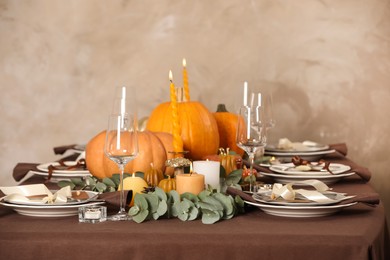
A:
[[74, 59, 251, 224]]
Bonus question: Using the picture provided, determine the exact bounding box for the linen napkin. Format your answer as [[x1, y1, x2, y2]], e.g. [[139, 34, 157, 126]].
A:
[[328, 143, 348, 157], [98, 190, 133, 210], [226, 187, 380, 207], [53, 144, 78, 155], [13, 163, 39, 182]]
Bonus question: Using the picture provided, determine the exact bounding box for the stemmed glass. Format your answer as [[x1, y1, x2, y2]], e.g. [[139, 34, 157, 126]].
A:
[[104, 86, 138, 221], [236, 92, 268, 192]]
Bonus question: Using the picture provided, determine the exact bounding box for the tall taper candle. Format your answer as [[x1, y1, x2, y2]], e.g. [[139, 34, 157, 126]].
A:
[[182, 58, 190, 101], [169, 70, 184, 153]]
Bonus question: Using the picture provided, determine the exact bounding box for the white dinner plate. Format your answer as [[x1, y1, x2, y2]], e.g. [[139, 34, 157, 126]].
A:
[[264, 149, 336, 162], [35, 161, 91, 178], [266, 142, 329, 153], [0, 201, 105, 217], [252, 191, 355, 206], [260, 172, 355, 185], [4, 190, 99, 206], [269, 163, 351, 176], [245, 200, 357, 217]]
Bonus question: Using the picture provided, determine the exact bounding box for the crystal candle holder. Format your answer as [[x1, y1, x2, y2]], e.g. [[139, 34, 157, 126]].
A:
[[78, 205, 107, 223]]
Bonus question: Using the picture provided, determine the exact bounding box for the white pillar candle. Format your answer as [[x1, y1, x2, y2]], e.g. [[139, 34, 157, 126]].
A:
[[193, 160, 220, 190]]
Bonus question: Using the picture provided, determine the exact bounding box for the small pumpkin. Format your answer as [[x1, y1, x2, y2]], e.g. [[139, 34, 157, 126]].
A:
[[146, 101, 220, 160], [85, 130, 171, 179], [119, 173, 148, 206], [144, 163, 164, 187], [213, 104, 245, 157], [158, 176, 176, 193]]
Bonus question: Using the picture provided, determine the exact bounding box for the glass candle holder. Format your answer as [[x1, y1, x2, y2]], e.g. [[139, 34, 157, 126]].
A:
[[78, 205, 107, 223]]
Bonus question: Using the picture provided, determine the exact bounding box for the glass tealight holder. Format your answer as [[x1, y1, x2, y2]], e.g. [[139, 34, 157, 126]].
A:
[[79, 205, 107, 223]]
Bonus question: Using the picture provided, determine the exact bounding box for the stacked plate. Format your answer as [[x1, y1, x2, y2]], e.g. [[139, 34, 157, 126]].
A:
[[265, 141, 335, 162], [245, 190, 356, 217], [30, 161, 92, 179], [261, 162, 355, 185], [0, 186, 103, 217]]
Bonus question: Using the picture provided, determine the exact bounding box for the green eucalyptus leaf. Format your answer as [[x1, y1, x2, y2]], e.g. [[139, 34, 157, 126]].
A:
[[85, 176, 97, 186], [172, 201, 180, 218], [169, 190, 181, 203], [134, 193, 149, 210], [70, 178, 84, 186], [102, 177, 116, 187], [212, 193, 234, 218], [198, 190, 211, 201], [145, 193, 159, 214], [95, 182, 107, 193], [133, 208, 149, 223], [201, 208, 221, 224], [110, 174, 121, 186], [225, 169, 242, 185], [188, 206, 199, 221], [180, 192, 199, 204], [200, 196, 224, 212], [57, 181, 75, 189], [129, 205, 140, 216], [157, 199, 168, 216], [154, 187, 167, 201]]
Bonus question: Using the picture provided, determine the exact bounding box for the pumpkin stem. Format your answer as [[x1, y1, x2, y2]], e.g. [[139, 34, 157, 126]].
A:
[[216, 104, 228, 112]]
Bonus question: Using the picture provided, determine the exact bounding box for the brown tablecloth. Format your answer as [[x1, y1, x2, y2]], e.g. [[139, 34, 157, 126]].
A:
[[1, 161, 389, 260]]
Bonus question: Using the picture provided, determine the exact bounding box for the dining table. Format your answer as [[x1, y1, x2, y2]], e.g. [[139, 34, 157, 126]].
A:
[[0, 144, 388, 260]]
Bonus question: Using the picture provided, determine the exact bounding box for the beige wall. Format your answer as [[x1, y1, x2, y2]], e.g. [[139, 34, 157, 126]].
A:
[[1, 1, 389, 231]]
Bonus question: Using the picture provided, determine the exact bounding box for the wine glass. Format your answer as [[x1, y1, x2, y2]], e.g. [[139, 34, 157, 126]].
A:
[[104, 87, 138, 221], [236, 92, 267, 192]]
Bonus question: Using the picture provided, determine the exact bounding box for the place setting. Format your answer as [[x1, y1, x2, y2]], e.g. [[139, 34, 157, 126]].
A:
[[0, 184, 104, 218], [259, 156, 356, 185], [227, 179, 379, 218], [264, 138, 337, 162]]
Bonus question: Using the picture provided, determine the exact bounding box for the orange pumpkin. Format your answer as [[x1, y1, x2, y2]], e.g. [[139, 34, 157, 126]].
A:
[[146, 101, 219, 160], [158, 176, 176, 192], [85, 130, 171, 179], [213, 104, 245, 157]]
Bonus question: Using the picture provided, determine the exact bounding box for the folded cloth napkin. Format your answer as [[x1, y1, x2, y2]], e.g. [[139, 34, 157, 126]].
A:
[[328, 143, 348, 157], [349, 165, 371, 182], [226, 187, 256, 203], [13, 163, 39, 182], [341, 192, 380, 206], [98, 190, 133, 210], [53, 144, 78, 155], [226, 187, 380, 207]]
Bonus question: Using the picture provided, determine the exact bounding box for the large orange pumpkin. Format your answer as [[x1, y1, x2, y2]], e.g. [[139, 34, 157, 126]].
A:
[[213, 104, 245, 157], [85, 130, 172, 179], [146, 101, 219, 160]]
